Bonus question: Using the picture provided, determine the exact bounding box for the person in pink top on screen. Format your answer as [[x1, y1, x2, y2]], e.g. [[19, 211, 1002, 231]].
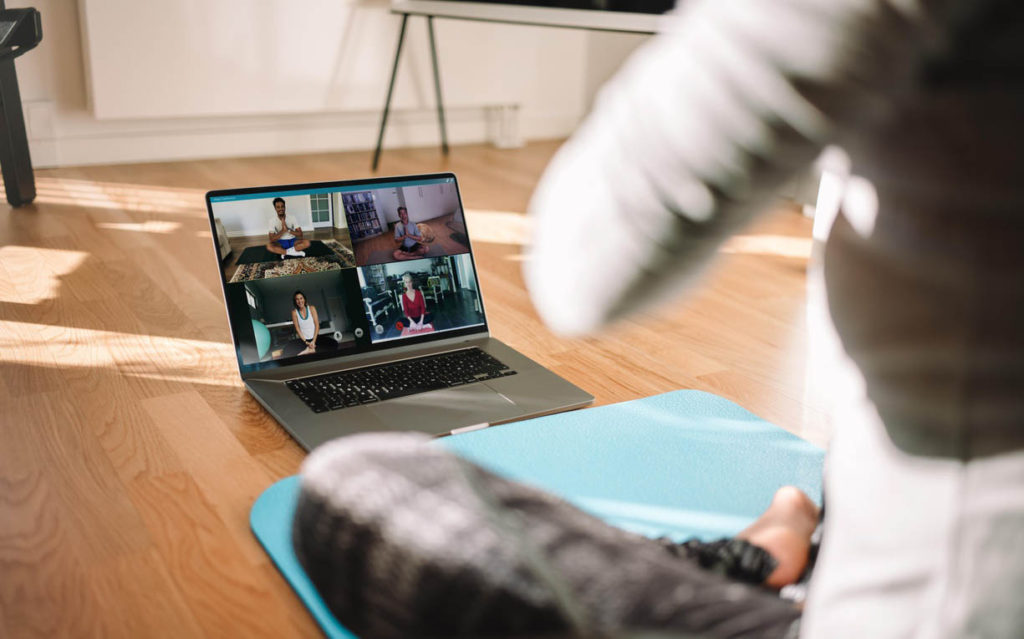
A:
[[400, 272, 431, 331]]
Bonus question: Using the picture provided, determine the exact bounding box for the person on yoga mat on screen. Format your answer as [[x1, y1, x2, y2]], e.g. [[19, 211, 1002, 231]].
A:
[[399, 272, 432, 331], [266, 197, 311, 259], [392, 207, 428, 261], [290, 290, 320, 355]]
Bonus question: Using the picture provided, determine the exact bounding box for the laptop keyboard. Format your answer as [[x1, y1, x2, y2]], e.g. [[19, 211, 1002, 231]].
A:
[[286, 347, 517, 413]]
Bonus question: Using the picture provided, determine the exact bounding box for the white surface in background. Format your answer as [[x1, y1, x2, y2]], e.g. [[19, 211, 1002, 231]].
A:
[[77, 0, 589, 120], [392, 0, 663, 32], [14, 0, 595, 165]]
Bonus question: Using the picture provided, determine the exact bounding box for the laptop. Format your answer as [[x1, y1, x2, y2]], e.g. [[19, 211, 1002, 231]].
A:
[[206, 172, 593, 450]]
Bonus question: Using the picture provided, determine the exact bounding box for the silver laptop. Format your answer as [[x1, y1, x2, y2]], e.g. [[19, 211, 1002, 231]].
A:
[[206, 172, 593, 450]]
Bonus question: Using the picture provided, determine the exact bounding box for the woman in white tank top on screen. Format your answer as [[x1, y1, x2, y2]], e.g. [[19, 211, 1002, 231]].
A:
[[291, 290, 320, 355]]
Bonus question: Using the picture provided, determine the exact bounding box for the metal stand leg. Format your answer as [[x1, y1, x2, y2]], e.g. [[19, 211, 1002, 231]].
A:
[[372, 13, 409, 172], [426, 16, 449, 156], [0, 53, 35, 206]]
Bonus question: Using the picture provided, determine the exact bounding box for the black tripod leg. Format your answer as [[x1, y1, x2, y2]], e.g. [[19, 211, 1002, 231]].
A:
[[372, 13, 409, 172], [426, 16, 449, 156], [0, 55, 35, 206]]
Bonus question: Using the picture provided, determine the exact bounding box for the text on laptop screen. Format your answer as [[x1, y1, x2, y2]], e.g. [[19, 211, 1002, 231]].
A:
[[208, 175, 486, 371]]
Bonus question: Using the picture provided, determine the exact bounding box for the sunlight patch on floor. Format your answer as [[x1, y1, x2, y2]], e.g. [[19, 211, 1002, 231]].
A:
[[464, 209, 529, 245], [721, 234, 812, 260], [97, 221, 183, 234], [35, 177, 206, 216], [0, 246, 89, 303], [0, 319, 238, 386]]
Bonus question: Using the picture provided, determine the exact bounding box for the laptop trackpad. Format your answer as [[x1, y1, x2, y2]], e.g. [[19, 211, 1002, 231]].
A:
[[368, 384, 522, 432]]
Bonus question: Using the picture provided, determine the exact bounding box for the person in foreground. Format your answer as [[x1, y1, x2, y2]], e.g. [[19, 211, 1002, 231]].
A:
[[290, 0, 1022, 636], [293, 432, 818, 639], [524, 0, 1023, 637]]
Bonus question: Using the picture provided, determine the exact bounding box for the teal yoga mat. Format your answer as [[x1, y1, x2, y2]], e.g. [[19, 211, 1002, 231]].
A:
[[250, 390, 825, 638]]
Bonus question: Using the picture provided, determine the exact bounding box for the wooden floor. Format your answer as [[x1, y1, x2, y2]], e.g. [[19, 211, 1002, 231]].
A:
[[0, 141, 828, 637]]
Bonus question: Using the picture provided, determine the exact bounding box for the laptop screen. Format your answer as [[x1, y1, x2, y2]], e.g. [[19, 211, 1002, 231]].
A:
[[206, 173, 487, 373]]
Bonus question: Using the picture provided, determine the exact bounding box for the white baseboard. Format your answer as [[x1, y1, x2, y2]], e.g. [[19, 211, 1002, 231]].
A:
[[29, 105, 580, 169]]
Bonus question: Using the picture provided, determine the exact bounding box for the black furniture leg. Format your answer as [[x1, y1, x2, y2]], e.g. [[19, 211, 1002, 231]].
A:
[[372, 13, 409, 172], [426, 16, 449, 156], [0, 47, 35, 206]]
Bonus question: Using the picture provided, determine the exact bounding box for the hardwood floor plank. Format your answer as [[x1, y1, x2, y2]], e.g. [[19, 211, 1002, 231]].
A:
[[0, 469, 103, 638], [88, 549, 207, 639], [62, 367, 186, 482], [253, 445, 307, 480], [125, 472, 302, 638], [99, 258, 205, 340], [142, 392, 278, 565], [4, 391, 153, 563]]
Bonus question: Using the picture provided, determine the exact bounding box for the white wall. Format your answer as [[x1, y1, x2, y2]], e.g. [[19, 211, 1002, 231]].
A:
[[379, 182, 459, 224], [382, 259, 429, 277], [454, 253, 477, 291], [373, 188, 403, 228], [331, 193, 347, 229], [583, 31, 647, 110], [211, 194, 313, 237], [246, 271, 350, 329], [397, 182, 459, 223], [15, 0, 592, 168]]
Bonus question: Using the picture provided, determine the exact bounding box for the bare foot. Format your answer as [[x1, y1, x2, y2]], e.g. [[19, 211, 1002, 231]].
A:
[[737, 486, 819, 588]]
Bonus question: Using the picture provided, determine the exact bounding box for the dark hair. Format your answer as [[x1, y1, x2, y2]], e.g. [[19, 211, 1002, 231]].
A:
[[397, 206, 408, 216], [292, 290, 307, 309], [273, 197, 286, 208]]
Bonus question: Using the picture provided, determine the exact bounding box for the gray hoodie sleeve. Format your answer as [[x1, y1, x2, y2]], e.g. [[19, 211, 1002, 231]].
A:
[[525, 0, 957, 335]]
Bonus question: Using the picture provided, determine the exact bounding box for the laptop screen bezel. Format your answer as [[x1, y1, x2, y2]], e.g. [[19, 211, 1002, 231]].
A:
[[205, 172, 491, 376]]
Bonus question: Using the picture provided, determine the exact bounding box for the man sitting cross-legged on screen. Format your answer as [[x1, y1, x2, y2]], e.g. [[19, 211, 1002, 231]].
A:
[[392, 207, 429, 261], [267, 197, 311, 259]]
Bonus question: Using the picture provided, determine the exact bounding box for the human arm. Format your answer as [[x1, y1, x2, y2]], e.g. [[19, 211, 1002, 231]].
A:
[[292, 309, 302, 341], [413, 291, 426, 328], [396, 225, 422, 244], [401, 292, 412, 324], [526, 0, 964, 335], [308, 306, 319, 350]]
